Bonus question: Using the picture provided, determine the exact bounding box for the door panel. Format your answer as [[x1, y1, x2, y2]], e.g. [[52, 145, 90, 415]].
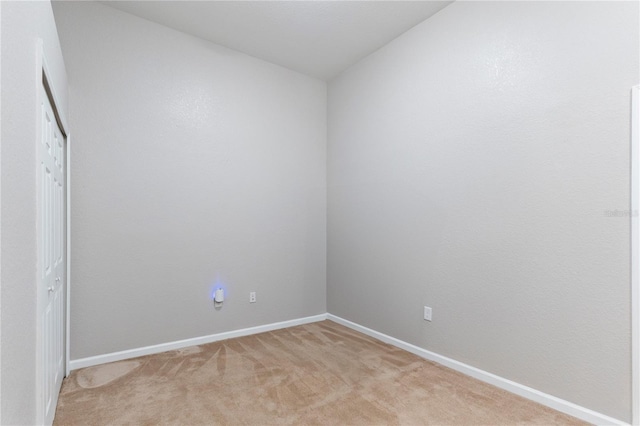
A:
[[40, 84, 66, 425]]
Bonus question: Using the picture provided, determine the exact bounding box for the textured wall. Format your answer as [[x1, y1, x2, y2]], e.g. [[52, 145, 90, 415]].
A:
[[327, 1, 638, 422], [53, 2, 327, 360], [1, 1, 68, 424]]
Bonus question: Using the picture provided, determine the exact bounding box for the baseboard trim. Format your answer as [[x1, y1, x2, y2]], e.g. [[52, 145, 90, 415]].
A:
[[326, 314, 626, 426], [70, 314, 328, 371]]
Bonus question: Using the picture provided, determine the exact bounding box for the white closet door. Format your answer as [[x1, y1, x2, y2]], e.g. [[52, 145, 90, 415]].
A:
[[39, 84, 66, 426]]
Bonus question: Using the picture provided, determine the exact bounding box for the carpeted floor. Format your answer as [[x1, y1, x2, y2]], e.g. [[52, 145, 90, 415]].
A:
[[54, 321, 586, 425]]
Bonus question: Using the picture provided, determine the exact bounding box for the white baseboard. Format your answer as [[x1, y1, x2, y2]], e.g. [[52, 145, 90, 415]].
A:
[[326, 314, 626, 426], [70, 314, 328, 371]]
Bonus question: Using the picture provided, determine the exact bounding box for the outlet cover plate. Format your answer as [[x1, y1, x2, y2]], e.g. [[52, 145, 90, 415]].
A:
[[424, 306, 432, 321]]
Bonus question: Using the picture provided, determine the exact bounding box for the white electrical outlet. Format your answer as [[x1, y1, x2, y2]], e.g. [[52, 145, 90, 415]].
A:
[[249, 292, 256, 303], [423, 306, 432, 321]]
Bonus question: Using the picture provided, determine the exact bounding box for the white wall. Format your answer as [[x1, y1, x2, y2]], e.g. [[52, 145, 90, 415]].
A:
[[328, 1, 638, 422], [1, 1, 68, 424], [52, 2, 327, 361]]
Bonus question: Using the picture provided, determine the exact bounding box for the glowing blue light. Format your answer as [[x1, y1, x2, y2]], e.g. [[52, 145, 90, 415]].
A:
[[209, 276, 228, 301]]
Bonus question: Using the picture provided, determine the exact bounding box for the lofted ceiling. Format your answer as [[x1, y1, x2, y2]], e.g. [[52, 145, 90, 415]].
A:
[[100, 1, 453, 80]]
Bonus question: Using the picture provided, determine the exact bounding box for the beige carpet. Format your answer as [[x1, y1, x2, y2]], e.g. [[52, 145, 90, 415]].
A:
[[54, 321, 586, 425]]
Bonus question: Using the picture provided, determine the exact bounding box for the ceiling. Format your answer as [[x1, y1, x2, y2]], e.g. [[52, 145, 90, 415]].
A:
[[101, 1, 453, 80]]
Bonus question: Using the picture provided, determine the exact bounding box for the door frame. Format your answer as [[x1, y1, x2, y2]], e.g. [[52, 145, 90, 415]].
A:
[[631, 84, 639, 426], [35, 39, 71, 425]]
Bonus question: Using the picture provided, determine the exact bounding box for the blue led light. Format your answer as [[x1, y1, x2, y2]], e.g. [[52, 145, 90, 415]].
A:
[[209, 278, 228, 301]]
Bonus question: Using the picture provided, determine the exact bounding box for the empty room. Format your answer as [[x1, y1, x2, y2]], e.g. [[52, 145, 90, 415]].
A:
[[1, 0, 639, 424]]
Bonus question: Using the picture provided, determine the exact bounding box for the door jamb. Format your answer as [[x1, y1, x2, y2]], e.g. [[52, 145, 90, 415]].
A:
[[631, 84, 639, 426]]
